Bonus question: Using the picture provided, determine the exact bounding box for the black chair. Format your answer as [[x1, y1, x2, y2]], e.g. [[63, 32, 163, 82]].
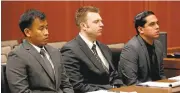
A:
[[110, 48, 122, 70], [1, 64, 11, 93]]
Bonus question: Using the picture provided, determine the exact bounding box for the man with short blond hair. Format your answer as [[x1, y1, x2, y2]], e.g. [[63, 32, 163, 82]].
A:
[[61, 6, 123, 93]]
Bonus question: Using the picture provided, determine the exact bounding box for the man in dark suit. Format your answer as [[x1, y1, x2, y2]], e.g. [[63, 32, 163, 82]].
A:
[[60, 6, 123, 93], [118, 10, 166, 86], [6, 9, 74, 93]]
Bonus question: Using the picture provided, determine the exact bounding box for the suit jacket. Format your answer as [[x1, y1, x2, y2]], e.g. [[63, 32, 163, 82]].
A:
[[6, 40, 74, 93], [60, 35, 123, 93], [118, 35, 166, 85]]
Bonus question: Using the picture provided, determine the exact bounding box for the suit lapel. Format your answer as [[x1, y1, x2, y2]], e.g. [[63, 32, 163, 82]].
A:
[[97, 42, 115, 71], [76, 35, 107, 74], [44, 45, 59, 87], [23, 40, 55, 83], [137, 35, 151, 72]]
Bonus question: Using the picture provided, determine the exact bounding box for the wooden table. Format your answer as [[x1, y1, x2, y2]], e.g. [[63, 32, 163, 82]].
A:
[[159, 79, 180, 93], [164, 58, 180, 78], [111, 79, 180, 93]]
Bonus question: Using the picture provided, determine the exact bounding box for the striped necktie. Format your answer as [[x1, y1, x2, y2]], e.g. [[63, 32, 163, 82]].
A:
[[40, 48, 55, 81], [91, 44, 109, 74]]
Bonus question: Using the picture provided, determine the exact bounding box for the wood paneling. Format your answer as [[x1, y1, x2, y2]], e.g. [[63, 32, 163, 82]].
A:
[[2, 1, 180, 47], [164, 58, 180, 78]]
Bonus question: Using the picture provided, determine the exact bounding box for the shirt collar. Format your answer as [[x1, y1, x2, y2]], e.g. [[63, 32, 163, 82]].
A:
[[79, 33, 97, 49], [30, 43, 45, 53], [140, 36, 155, 49]]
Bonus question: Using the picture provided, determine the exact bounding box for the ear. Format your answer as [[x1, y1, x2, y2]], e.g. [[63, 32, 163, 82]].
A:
[[80, 22, 87, 28], [138, 26, 144, 34], [24, 28, 31, 37], [80, 22, 89, 31]]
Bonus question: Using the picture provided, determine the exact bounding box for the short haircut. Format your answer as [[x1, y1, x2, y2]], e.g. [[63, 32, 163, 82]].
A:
[[19, 9, 46, 33], [75, 6, 99, 27], [134, 10, 155, 34]]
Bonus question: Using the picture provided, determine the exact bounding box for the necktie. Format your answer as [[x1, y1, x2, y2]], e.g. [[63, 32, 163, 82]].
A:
[[92, 44, 109, 73], [40, 48, 55, 81]]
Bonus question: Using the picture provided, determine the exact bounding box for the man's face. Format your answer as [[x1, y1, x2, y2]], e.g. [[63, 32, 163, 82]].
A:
[[140, 15, 160, 39], [25, 18, 49, 47], [84, 12, 104, 38]]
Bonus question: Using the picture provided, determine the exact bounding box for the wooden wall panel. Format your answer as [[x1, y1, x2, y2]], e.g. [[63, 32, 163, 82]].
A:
[[2, 1, 180, 47], [148, 1, 180, 48]]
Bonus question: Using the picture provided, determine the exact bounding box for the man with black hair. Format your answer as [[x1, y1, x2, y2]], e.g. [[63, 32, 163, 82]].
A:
[[118, 10, 166, 86], [6, 9, 74, 93]]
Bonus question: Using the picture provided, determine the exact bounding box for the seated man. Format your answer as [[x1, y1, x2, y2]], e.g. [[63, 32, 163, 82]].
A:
[[118, 10, 166, 86], [6, 9, 74, 93], [60, 6, 124, 93]]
